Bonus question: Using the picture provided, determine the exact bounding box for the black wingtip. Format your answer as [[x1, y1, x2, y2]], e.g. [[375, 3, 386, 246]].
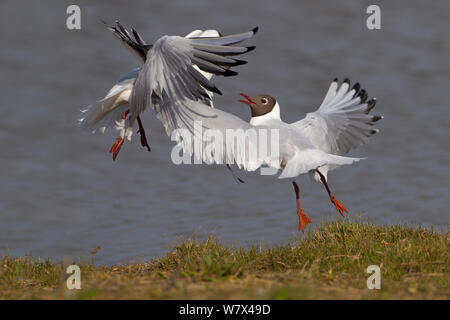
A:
[[352, 84, 361, 98], [363, 92, 369, 102], [372, 115, 383, 122], [230, 59, 247, 67], [226, 164, 245, 184], [246, 46, 256, 53], [117, 22, 126, 31], [223, 69, 239, 77], [213, 86, 223, 96], [252, 26, 259, 34], [365, 98, 377, 113], [358, 89, 368, 102], [131, 28, 144, 45]]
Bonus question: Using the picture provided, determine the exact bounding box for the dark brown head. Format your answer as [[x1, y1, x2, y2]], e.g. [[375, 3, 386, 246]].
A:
[[239, 93, 277, 117]]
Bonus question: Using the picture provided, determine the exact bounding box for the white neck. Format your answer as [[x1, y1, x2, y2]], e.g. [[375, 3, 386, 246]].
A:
[[249, 102, 281, 126]]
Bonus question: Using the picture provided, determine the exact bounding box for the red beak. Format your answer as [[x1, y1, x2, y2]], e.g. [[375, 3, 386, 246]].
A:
[[239, 93, 255, 105]]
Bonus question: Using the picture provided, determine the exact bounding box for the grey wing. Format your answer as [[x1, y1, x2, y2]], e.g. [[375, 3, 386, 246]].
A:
[[104, 20, 149, 63], [293, 78, 383, 156], [130, 28, 257, 123], [187, 27, 258, 46]]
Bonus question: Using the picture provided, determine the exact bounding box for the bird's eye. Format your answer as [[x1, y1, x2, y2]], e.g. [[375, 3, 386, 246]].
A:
[[261, 98, 268, 104]]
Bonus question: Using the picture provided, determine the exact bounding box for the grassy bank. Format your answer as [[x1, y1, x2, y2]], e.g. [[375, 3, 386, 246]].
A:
[[1, 220, 448, 299]]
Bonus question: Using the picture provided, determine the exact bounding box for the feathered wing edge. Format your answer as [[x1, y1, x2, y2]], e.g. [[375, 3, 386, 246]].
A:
[[303, 78, 383, 181], [316, 77, 383, 154]]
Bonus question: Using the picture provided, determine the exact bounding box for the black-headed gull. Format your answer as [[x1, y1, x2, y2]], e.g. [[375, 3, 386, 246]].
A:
[[79, 21, 258, 160], [240, 78, 382, 230], [152, 78, 382, 232]]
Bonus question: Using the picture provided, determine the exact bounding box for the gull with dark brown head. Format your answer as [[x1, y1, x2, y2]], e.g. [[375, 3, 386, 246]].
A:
[[238, 79, 382, 230], [157, 78, 382, 232]]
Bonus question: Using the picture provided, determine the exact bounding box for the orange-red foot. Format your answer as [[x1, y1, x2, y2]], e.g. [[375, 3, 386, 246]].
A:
[[297, 209, 312, 233], [109, 137, 125, 161], [331, 196, 347, 217]]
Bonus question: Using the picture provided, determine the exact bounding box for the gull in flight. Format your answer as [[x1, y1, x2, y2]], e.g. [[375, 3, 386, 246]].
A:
[[155, 78, 382, 232], [79, 21, 258, 161]]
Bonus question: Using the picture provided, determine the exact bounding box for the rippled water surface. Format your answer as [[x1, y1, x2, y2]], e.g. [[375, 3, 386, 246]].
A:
[[0, 0, 449, 264]]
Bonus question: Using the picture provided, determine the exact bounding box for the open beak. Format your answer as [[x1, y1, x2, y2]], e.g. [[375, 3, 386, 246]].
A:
[[239, 93, 255, 105]]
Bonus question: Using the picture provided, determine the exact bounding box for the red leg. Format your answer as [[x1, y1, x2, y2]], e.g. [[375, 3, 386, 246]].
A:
[[292, 181, 311, 233], [121, 110, 130, 120], [109, 137, 125, 160], [108, 109, 130, 161], [137, 116, 151, 152], [315, 170, 347, 217]]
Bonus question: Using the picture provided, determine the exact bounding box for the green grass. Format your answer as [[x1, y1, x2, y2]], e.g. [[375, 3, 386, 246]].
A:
[[0, 219, 448, 299]]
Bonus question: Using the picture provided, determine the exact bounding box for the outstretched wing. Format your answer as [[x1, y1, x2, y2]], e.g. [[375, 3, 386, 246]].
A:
[[162, 99, 268, 172], [293, 78, 382, 156], [159, 99, 361, 177], [130, 27, 258, 123]]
